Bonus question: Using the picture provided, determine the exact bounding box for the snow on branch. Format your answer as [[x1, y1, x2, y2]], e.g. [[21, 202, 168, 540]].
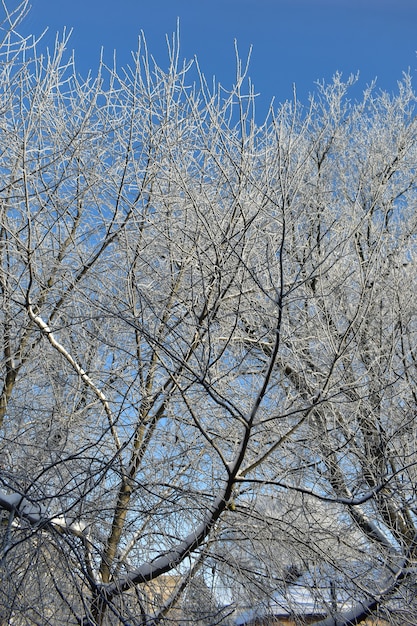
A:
[[105, 494, 227, 594], [27, 305, 122, 451], [0, 488, 46, 525], [0, 488, 89, 538]]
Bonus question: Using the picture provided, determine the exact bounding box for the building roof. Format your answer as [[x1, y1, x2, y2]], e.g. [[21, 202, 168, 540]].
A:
[[234, 567, 362, 626]]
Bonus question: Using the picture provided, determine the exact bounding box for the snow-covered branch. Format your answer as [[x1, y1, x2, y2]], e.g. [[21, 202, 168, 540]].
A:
[[0, 488, 89, 539], [105, 494, 228, 594], [27, 305, 122, 451]]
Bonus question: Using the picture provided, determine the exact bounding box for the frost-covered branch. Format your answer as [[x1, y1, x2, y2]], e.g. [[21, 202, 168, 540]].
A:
[[26, 305, 122, 453]]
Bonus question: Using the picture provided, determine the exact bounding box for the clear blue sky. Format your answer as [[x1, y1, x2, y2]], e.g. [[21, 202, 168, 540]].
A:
[[16, 0, 417, 119]]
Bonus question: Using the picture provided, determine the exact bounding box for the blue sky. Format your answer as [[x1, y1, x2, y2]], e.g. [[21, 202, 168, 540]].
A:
[[17, 0, 417, 119]]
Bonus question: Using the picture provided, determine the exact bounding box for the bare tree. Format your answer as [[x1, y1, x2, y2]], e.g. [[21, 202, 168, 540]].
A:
[[1, 5, 417, 625]]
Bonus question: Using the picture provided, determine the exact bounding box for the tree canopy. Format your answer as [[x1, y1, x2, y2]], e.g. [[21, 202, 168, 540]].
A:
[[2, 2, 417, 625]]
